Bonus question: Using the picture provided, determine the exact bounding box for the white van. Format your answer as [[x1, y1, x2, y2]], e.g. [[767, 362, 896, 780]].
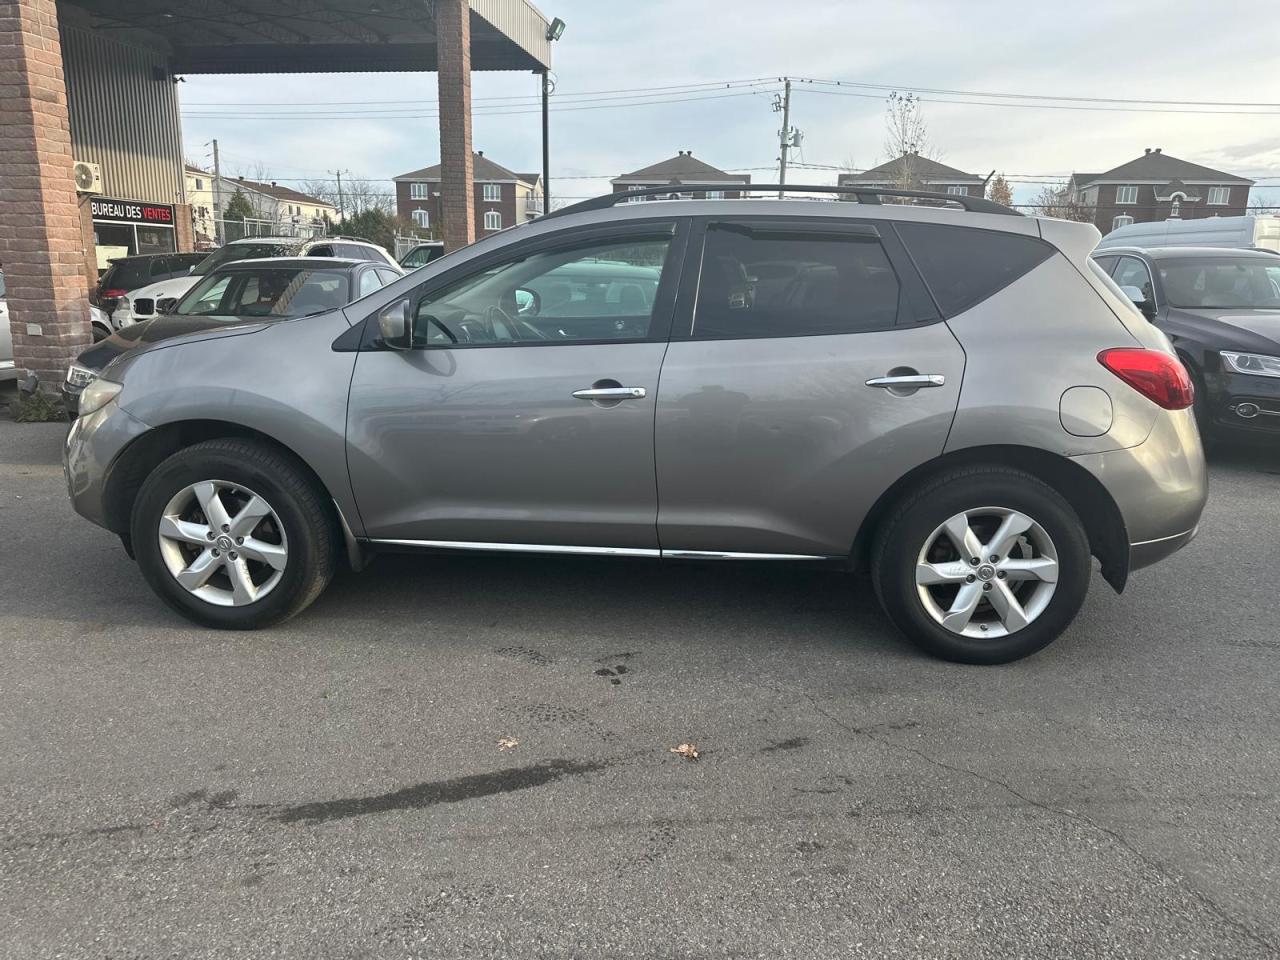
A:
[[1095, 215, 1280, 253]]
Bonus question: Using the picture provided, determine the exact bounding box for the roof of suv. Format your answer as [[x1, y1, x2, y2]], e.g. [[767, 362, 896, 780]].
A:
[[1095, 245, 1279, 260], [212, 257, 366, 271]]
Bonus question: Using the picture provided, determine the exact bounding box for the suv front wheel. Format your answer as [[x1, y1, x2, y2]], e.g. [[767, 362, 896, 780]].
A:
[[872, 466, 1091, 664], [131, 439, 336, 629]]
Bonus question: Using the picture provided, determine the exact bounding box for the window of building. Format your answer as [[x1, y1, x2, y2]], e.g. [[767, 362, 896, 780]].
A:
[[691, 224, 902, 339], [945, 185, 967, 196], [895, 221, 1054, 317], [194, 178, 204, 190], [412, 234, 674, 345], [412, 209, 430, 228], [483, 210, 502, 231], [1169, 195, 1183, 219], [1208, 186, 1229, 206], [1115, 185, 1139, 205], [705, 190, 724, 200], [1112, 214, 1135, 232], [483, 183, 502, 202], [410, 182, 429, 200], [626, 185, 646, 203]]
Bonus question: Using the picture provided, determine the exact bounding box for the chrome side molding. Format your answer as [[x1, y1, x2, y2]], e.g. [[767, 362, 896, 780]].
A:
[[367, 539, 830, 561]]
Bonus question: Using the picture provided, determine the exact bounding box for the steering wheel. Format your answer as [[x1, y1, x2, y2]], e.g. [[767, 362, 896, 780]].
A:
[[486, 302, 549, 341]]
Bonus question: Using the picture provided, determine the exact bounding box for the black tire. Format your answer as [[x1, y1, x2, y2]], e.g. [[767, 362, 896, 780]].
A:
[[871, 466, 1091, 665], [91, 323, 111, 343], [130, 438, 337, 629]]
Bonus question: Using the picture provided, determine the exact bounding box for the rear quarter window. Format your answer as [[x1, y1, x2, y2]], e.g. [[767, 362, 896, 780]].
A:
[[896, 222, 1054, 316]]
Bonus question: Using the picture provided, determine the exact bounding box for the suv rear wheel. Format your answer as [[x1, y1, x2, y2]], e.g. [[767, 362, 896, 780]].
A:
[[872, 466, 1091, 664], [131, 439, 336, 629]]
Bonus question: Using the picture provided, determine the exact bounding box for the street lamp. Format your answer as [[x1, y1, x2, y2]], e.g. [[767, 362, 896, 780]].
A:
[[542, 18, 565, 212]]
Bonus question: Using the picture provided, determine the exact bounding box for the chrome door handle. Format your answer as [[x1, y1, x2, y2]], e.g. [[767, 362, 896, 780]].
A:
[[865, 374, 945, 388], [572, 386, 647, 400]]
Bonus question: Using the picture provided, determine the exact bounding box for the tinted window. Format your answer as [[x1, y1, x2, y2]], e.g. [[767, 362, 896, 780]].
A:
[[149, 257, 173, 278], [1092, 255, 1119, 275], [401, 245, 442, 269], [335, 243, 371, 260], [896, 222, 1053, 316], [307, 244, 335, 258], [375, 268, 401, 286], [194, 241, 296, 276], [413, 235, 672, 346], [176, 268, 350, 318], [692, 224, 901, 339], [1113, 257, 1155, 302], [100, 259, 153, 290]]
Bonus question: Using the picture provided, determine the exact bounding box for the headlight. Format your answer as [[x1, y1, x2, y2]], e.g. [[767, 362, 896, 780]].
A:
[[77, 377, 122, 416], [1221, 351, 1280, 379], [65, 363, 98, 389]]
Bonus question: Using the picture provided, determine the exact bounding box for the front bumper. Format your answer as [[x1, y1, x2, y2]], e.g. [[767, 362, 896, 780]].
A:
[[1070, 407, 1208, 575], [63, 398, 151, 531], [1204, 368, 1280, 436]]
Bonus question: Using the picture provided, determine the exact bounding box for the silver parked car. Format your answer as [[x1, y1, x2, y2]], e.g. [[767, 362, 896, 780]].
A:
[[63, 186, 1207, 663]]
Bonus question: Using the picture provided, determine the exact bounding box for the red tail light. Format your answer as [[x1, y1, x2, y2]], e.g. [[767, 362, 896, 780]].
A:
[[100, 288, 127, 299], [1097, 348, 1194, 410]]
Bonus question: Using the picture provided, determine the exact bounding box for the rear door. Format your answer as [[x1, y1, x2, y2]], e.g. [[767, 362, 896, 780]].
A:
[[655, 217, 965, 557], [346, 219, 688, 550]]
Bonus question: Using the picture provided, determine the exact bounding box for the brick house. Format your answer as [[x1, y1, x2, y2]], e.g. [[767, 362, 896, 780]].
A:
[[394, 152, 543, 239], [1068, 148, 1254, 234], [837, 154, 987, 198], [610, 151, 749, 200]]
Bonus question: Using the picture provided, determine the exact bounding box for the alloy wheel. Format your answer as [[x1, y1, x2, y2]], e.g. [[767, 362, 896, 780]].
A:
[[915, 506, 1059, 639], [156, 480, 288, 607]]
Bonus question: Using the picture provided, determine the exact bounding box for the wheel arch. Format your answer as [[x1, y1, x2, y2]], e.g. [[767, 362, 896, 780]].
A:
[[851, 444, 1130, 592], [102, 419, 364, 570]]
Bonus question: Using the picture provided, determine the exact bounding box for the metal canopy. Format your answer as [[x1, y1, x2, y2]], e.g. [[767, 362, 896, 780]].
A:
[[61, 0, 551, 73]]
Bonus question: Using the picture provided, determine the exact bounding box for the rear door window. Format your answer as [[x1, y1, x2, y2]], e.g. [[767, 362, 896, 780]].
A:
[[691, 223, 902, 339], [358, 268, 383, 297], [101, 259, 152, 290], [896, 221, 1054, 316]]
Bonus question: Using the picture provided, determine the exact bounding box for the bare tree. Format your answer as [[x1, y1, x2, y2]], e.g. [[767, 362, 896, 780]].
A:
[[298, 176, 395, 220], [882, 92, 933, 190], [987, 173, 1013, 207], [1031, 181, 1094, 222]]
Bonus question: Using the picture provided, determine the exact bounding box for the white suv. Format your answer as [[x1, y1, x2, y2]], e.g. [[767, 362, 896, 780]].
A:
[[113, 235, 399, 327]]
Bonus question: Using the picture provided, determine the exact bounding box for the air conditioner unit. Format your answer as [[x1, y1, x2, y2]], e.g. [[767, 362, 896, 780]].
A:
[[72, 160, 102, 194]]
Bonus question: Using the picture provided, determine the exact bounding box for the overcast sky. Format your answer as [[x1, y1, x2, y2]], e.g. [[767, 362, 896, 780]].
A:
[[178, 0, 1280, 209]]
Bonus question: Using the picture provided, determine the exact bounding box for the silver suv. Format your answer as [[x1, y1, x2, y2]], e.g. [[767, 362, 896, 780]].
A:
[[63, 186, 1207, 663]]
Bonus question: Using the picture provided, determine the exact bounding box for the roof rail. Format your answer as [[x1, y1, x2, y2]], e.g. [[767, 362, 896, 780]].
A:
[[542, 183, 1021, 220], [321, 234, 374, 243]]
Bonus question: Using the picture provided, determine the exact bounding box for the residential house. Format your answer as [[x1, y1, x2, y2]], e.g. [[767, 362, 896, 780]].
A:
[[394, 152, 544, 238], [837, 153, 986, 198], [610, 151, 749, 200], [184, 164, 217, 248], [216, 176, 337, 235], [1068, 148, 1253, 234]]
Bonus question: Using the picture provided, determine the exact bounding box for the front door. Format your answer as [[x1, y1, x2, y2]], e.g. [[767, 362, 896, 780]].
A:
[[346, 221, 687, 551], [655, 217, 966, 557]]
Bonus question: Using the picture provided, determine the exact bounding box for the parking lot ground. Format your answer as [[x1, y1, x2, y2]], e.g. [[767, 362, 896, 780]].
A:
[[2, 418, 1279, 959]]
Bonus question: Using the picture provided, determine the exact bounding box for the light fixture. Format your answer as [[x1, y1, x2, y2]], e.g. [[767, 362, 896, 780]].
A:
[[546, 17, 565, 41]]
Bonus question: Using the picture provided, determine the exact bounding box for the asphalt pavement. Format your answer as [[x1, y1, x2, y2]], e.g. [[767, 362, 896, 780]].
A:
[[1, 419, 1278, 959]]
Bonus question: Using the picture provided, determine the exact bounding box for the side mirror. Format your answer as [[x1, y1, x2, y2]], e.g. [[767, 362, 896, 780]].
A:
[[156, 297, 179, 315], [377, 297, 413, 350], [515, 287, 540, 316], [1119, 285, 1158, 321]]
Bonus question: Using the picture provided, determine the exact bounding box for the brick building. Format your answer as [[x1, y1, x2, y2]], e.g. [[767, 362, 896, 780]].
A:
[[838, 154, 987, 198], [1068, 149, 1254, 234], [610, 152, 749, 199], [395, 153, 543, 238]]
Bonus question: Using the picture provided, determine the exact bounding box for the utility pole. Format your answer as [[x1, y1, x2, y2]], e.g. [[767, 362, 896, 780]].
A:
[[541, 69, 551, 213], [774, 78, 792, 198], [210, 138, 223, 245], [331, 169, 346, 224]]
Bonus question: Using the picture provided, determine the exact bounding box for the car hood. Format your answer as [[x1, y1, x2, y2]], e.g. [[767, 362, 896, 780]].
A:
[[1166, 306, 1280, 353], [76, 314, 272, 373]]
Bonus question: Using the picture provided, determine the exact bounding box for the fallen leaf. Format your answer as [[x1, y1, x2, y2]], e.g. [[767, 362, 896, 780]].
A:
[[669, 743, 700, 761], [498, 737, 519, 751]]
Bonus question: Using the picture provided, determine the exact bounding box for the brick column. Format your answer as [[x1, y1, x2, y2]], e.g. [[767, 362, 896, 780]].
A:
[[0, 0, 91, 389], [436, 0, 474, 251], [174, 203, 194, 253]]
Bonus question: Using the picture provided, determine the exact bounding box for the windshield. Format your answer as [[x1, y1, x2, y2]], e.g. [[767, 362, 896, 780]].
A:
[[175, 267, 349, 319], [1156, 257, 1280, 310], [191, 241, 295, 277]]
